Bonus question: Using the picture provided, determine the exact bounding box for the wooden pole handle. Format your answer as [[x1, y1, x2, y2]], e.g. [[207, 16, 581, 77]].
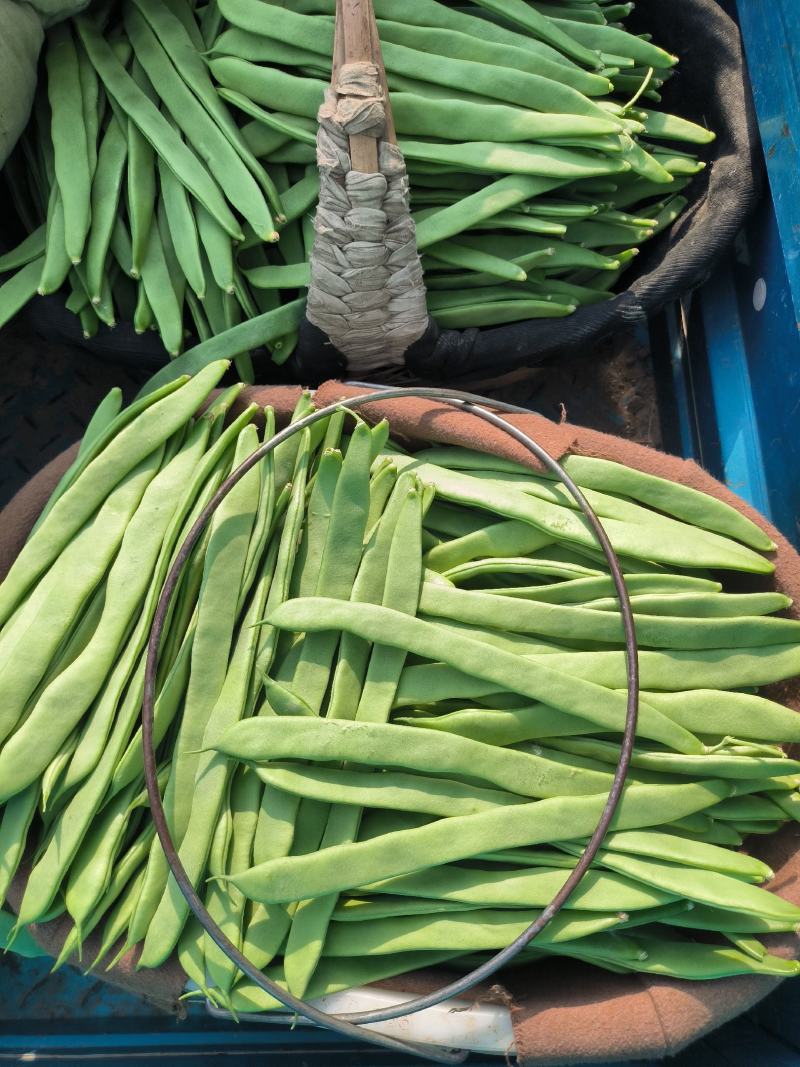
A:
[[336, 0, 380, 173]]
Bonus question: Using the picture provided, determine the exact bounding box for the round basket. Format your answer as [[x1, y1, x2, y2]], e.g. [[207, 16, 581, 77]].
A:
[[2, 380, 799, 1062]]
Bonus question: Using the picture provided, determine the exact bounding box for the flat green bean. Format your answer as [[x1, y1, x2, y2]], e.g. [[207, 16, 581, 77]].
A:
[[221, 780, 729, 903]]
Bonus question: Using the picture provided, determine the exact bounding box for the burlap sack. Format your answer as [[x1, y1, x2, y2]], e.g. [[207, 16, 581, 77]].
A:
[[4, 381, 800, 1060]]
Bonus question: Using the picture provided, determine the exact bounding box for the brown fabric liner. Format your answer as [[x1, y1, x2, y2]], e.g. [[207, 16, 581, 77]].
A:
[[4, 381, 800, 1061]]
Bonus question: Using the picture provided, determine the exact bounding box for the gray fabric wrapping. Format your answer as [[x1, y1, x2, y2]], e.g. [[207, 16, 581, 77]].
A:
[[306, 63, 428, 375]]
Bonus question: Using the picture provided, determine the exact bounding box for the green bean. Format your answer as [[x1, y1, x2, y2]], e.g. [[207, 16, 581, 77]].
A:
[[137, 218, 183, 353], [395, 635, 800, 705], [425, 519, 554, 573], [415, 176, 564, 249], [556, 931, 799, 979], [123, 63, 158, 280], [242, 262, 310, 290], [204, 766, 263, 995], [255, 762, 524, 819], [584, 591, 788, 618], [78, 40, 101, 180], [0, 256, 46, 331], [66, 281, 90, 317], [130, 281, 152, 336], [221, 780, 729, 903], [432, 300, 575, 326], [287, 422, 373, 712], [158, 155, 204, 301], [83, 116, 128, 302], [219, 716, 616, 805], [178, 917, 217, 1005], [335, 897, 483, 922], [419, 581, 800, 651], [112, 620, 195, 799], [41, 729, 81, 814], [0, 783, 38, 908], [598, 830, 771, 882], [450, 571, 711, 603], [46, 25, 91, 263], [469, 212, 569, 236], [377, 18, 611, 95], [470, 0, 603, 67], [76, 15, 241, 240], [268, 598, 701, 752], [549, 17, 677, 69], [709, 794, 788, 823], [91, 867, 147, 971], [324, 908, 624, 957], [677, 822, 744, 848], [559, 455, 773, 551], [395, 704, 597, 745], [355, 490, 424, 724], [0, 227, 46, 276], [425, 240, 528, 281], [142, 299, 306, 395], [401, 138, 627, 179], [37, 185, 72, 295], [64, 779, 139, 944], [667, 904, 800, 936], [546, 737, 799, 781], [364, 863, 675, 913], [276, 167, 319, 224], [195, 204, 235, 297], [322, 475, 419, 728]]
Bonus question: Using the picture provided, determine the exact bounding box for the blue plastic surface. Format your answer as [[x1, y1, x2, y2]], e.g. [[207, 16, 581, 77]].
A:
[[656, 0, 800, 547], [737, 0, 800, 332]]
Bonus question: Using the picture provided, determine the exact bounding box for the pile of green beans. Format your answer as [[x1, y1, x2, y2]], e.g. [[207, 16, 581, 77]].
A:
[[3, 370, 800, 1016], [208, 0, 712, 328], [0, 1, 305, 371], [0, 0, 712, 354]]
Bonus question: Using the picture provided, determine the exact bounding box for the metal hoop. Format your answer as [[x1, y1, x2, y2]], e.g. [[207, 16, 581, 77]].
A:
[[142, 386, 639, 1061]]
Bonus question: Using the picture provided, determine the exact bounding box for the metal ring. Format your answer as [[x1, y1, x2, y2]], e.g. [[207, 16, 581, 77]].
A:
[[142, 386, 639, 1058]]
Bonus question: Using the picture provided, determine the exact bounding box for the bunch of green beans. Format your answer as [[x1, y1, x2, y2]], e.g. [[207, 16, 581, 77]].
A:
[[0, 1, 305, 371], [0, 0, 712, 354], [3, 370, 800, 1016], [208, 0, 712, 328]]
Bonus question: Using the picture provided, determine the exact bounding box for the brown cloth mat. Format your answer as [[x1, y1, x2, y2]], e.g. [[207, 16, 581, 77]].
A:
[[3, 381, 799, 1061]]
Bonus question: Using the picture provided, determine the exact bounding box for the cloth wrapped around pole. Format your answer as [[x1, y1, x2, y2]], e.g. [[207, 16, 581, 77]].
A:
[[306, 61, 428, 374], [2, 381, 800, 1062]]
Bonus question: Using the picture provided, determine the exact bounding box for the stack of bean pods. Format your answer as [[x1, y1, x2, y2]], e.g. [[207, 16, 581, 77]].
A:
[[208, 0, 713, 328], [3, 367, 800, 1016], [0, 1, 305, 370], [0, 0, 712, 354]]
